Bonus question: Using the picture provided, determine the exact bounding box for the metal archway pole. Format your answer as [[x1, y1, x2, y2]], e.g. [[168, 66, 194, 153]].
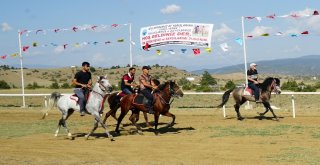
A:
[[18, 30, 26, 108]]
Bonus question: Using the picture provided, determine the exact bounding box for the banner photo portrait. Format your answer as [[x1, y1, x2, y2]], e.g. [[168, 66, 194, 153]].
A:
[[140, 23, 213, 50]]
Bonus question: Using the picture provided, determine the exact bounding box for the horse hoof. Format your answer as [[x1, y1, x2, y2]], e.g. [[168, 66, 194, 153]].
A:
[[68, 133, 72, 137], [138, 131, 144, 135], [237, 117, 244, 121], [155, 132, 159, 136]]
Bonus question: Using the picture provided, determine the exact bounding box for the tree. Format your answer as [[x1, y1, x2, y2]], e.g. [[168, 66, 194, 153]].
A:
[[0, 80, 11, 89], [224, 80, 236, 90], [49, 82, 60, 89], [90, 66, 96, 73], [200, 71, 217, 86], [61, 83, 71, 89]]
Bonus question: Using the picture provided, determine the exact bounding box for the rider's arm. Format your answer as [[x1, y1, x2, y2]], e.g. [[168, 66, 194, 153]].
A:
[[72, 79, 87, 88], [141, 79, 153, 88], [124, 80, 136, 87]]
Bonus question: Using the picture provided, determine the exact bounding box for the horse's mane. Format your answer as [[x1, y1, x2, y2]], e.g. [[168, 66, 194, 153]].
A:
[[158, 82, 169, 91], [260, 77, 274, 92]]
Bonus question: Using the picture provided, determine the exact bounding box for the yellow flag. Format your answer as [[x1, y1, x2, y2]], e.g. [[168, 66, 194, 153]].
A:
[[156, 49, 161, 55], [205, 48, 211, 53]]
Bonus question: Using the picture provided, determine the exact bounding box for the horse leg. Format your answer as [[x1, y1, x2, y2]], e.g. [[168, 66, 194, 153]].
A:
[[130, 112, 143, 135], [85, 119, 99, 140], [259, 103, 270, 119], [163, 112, 175, 127], [265, 102, 279, 121], [55, 110, 73, 137], [94, 113, 114, 141], [154, 113, 160, 135], [55, 118, 63, 137], [115, 108, 128, 134], [234, 103, 243, 120], [143, 112, 152, 127]]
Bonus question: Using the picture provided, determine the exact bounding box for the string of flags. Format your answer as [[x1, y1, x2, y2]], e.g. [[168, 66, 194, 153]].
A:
[[244, 10, 319, 22], [18, 23, 125, 36], [246, 30, 314, 38]]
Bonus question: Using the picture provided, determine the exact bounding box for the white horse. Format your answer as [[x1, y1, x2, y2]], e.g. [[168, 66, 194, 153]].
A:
[[46, 76, 114, 141]]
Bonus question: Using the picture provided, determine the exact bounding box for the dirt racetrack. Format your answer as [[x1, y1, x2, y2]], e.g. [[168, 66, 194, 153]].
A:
[[0, 108, 320, 165]]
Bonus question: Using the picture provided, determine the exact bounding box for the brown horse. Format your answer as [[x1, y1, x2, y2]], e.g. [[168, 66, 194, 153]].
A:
[[217, 77, 281, 120], [115, 80, 184, 135], [102, 92, 151, 127]]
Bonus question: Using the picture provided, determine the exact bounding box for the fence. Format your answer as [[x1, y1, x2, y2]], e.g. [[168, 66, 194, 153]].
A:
[[1, 92, 320, 118]]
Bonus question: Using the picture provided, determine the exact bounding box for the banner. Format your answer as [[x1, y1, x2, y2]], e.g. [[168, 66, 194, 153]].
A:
[[140, 23, 213, 49]]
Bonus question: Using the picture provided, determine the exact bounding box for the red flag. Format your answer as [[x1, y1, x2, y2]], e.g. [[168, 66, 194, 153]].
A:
[[72, 27, 78, 32], [291, 14, 299, 18], [19, 30, 28, 35], [1, 55, 7, 59], [313, 10, 319, 15], [245, 16, 255, 19], [301, 31, 309, 35], [266, 14, 276, 19], [36, 29, 43, 34], [247, 35, 253, 38], [192, 48, 200, 55], [54, 29, 60, 33], [143, 43, 150, 51], [91, 25, 98, 30], [111, 24, 118, 27], [63, 44, 68, 49], [22, 46, 29, 52]]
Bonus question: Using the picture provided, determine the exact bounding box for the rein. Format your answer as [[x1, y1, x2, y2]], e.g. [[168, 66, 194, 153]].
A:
[[156, 83, 176, 105]]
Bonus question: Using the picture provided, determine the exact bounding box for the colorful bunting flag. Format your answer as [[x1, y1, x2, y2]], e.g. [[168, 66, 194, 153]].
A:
[[205, 48, 211, 53], [143, 43, 150, 51], [181, 49, 187, 54], [235, 38, 243, 45], [19, 30, 28, 35], [93, 41, 98, 45], [219, 43, 229, 52], [36, 29, 43, 34], [111, 24, 118, 27], [290, 34, 298, 37], [63, 44, 68, 49], [22, 46, 29, 52], [91, 25, 98, 30], [72, 27, 78, 32], [192, 48, 200, 55], [54, 29, 60, 33], [105, 41, 111, 44], [11, 53, 18, 57], [313, 10, 319, 15], [32, 42, 37, 47], [156, 50, 161, 55], [255, 17, 262, 22], [275, 32, 283, 36], [1, 55, 7, 59], [168, 49, 175, 55], [301, 31, 309, 35], [117, 39, 124, 42], [261, 33, 269, 36], [266, 14, 276, 19]]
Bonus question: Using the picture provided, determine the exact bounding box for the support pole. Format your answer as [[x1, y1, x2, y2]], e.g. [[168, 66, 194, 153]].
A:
[[291, 95, 296, 118], [18, 30, 26, 108], [223, 105, 226, 118], [44, 96, 48, 108], [129, 23, 133, 67], [241, 17, 250, 107]]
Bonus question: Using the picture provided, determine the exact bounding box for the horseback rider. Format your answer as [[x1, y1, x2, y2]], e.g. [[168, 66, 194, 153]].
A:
[[139, 66, 157, 114], [121, 67, 137, 94], [247, 63, 262, 103], [72, 61, 92, 116]]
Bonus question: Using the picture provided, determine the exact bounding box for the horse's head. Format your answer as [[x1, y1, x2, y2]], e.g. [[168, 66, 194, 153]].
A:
[[273, 78, 281, 94], [97, 75, 113, 93], [168, 80, 184, 98]]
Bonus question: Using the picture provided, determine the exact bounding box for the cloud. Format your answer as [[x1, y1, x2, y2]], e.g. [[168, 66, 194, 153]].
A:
[[1, 22, 12, 32], [54, 46, 65, 54], [212, 23, 235, 42], [247, 26, 273, 37], [160, 4, 181, 14]]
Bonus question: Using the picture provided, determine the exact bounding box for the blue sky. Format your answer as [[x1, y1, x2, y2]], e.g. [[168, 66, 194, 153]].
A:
[[1, 0, 320, 71]]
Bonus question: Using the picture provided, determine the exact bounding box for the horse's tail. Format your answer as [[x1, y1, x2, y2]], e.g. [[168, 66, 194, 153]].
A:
[[41, 92, 61, 119], [216, 88, 234, 108]]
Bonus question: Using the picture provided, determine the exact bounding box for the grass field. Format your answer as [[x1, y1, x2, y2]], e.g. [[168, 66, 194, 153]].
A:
[[0, 89, 320, 164]]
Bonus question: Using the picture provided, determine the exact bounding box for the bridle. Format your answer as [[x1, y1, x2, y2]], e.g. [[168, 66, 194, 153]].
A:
[[270, 78, 281, 94], [157, 82, 182, 105]]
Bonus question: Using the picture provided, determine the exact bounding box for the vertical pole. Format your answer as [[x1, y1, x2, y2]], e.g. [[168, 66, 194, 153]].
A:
[[44, 96, 48, 108], [18, 30, 26, 108], [129, 23, 133, 67], [242, 17, 250, 107], [241, 16, 249, 86], [291, 95, 296, 118], [223, 105, 226, 118]]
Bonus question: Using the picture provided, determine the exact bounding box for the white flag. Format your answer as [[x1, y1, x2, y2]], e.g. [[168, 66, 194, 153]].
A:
[[219, 43, 229, 52]]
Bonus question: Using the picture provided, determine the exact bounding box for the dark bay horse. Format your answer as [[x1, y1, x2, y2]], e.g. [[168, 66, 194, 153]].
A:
[[217, 77, 281, 120], [102, 92, 151, 127], [115, 81, 184, 135]]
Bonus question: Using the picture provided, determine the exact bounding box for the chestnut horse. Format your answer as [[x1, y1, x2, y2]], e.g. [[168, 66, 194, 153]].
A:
[[115, 80, 184, 135], [217, 77, 281, 120]]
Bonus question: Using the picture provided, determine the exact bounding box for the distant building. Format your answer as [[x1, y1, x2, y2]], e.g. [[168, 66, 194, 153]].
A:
[[186, 77, 195, 81]]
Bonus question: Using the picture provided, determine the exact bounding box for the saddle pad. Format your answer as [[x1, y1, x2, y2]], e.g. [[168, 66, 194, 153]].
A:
[[133, 94, 148, 105], [243, 87, 253, 96], [70, 94, 79, 102]]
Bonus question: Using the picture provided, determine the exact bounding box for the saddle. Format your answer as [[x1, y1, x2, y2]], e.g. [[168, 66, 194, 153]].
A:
[[69, 89, 91, 103], [243, 87, 260, 96], [133, 94, 149, 106]]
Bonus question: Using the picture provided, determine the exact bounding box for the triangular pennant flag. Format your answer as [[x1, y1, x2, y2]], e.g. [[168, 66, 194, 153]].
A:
[[91, 25, 98, 30], [1, 55, 7, 59], [72, 27, 78, 32], [205, 48, 211, 53], [192, 48, 200, 55], [266, 14, 276, 19], [117, 39, 124, 42], [32, 42, 37, 47], [105, 41, 111, 44], [301, 31, 309, 35], [291, 14, 299, 18], [51, 43, 58, 47], [235, 38, 243, 45], [111, 24, 118, 27], [219, 43, 229, 52], [245, 16, 255, 19], [247, 35, 253, 38], [290, 34, 298, 37], [54, 29, 60, 33], [156, 50, 161, 55], [313, 10, 319, 15], [63, 44, 68, 49], [181, 49, 187, 53], [275, 32, 283, 36], [36, 29, 43, 34], [261, 33, 269, 36], [74, 43, 80, 47], [168, 49, 175, 55], [93, 41, 98, 45], [11, 53, 18, 57], [19, 30, 28, 35], [22, 46, 29, 52], [130, 41, 136, 45], [278, 14, 289, 18], [255, 17, 262, 22], [143, 43, 150, 51]]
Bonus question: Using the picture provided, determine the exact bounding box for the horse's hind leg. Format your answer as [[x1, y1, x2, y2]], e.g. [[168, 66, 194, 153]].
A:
[[85, 119, 99, 140], [265, 102, 279, 120], [95, 114, 114, 141], [163, 112, 175, 127], [129, 112, 143, 135], [235, 99, 246, 120], [115, 109, 128, 134]]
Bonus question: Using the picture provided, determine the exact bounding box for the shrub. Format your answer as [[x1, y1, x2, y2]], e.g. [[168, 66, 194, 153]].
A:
[[224, 80, 236, 90], [200, 71, 217, 86], [0, 80, 11, 89], [61, 83, 71, 89], [49, 82, 60, 89]]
